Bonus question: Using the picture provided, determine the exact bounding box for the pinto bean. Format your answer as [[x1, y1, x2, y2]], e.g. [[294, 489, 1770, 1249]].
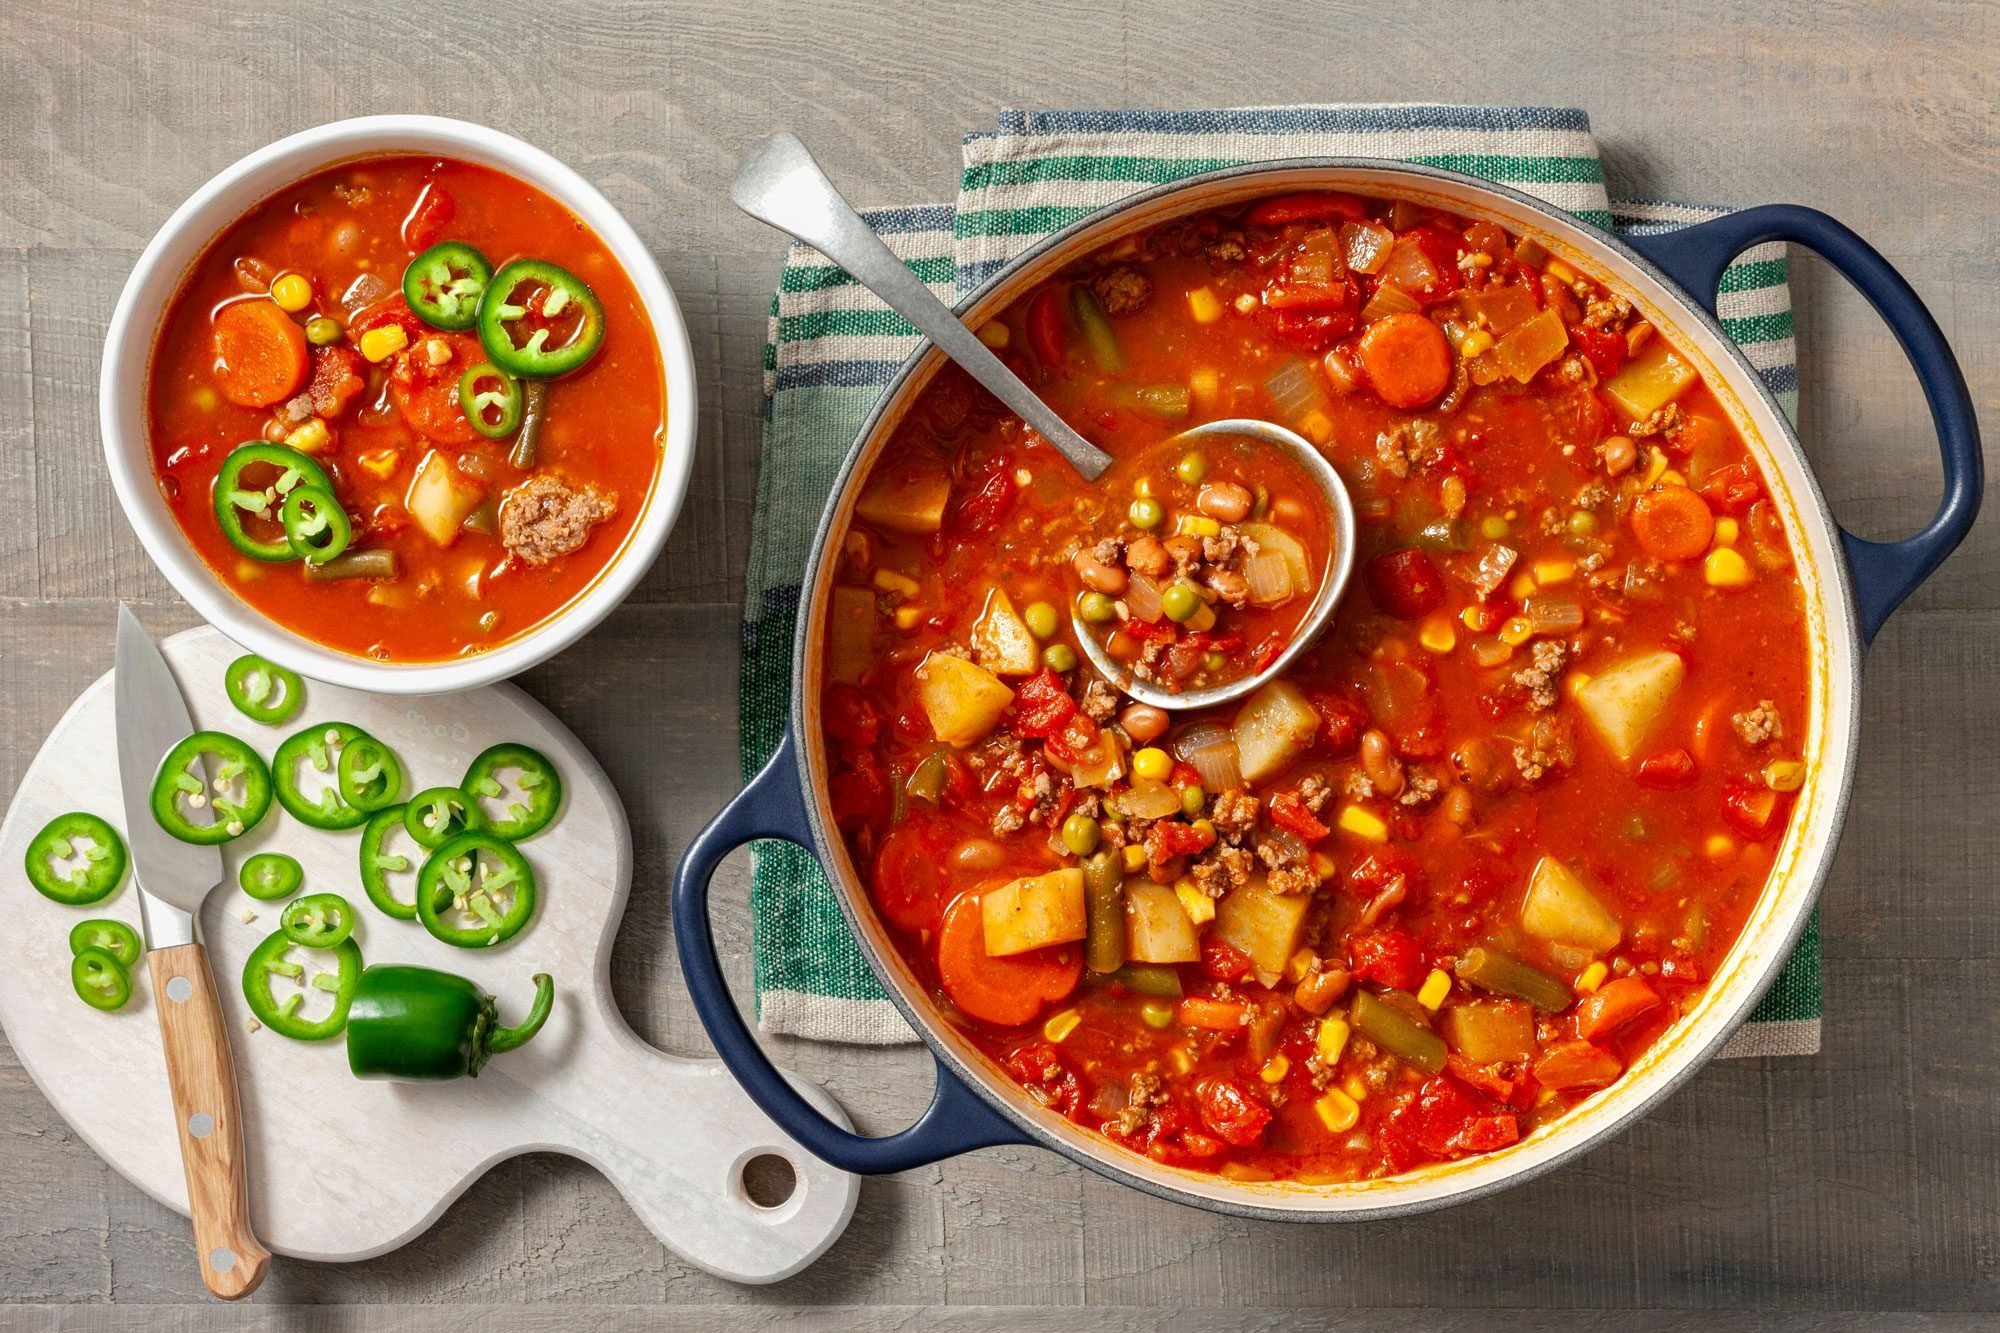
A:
[[1125, 534, 1172, 578], [951, 838, 1005, 871], [1360, 728, 1404, 798], [1603, 435, 1637, 477], [1073, 549, 1128, 594], [1119, 703, 1169, 743], [1295, 966, 1351, 1016], [1203, 567, 1250, 606], [1197, 481, 1254, 522]]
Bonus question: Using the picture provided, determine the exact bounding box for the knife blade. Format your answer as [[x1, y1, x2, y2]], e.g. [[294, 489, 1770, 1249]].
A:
[[112, 605, 270, 1299]]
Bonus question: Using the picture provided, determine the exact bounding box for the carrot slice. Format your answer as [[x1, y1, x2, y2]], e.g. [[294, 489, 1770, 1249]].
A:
[[211, 300, 309, 408], [1574, 977, 1663, 1041], [1357, 311, 1453, 408], [1629, 484, 1715, 561], [936, 891, 1080, 1027]]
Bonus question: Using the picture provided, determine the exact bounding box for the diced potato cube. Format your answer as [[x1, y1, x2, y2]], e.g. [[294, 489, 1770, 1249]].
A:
[[1520, 855, 1623, 953], [1232, 680, 1321, 785], [855, 458, 953, 534], [405, 450, 484, 546], [969, 589, 1040, 676], [826, 585, 876, 685], [1603, 340, 1698, 419], [914, 652, 1014, 746], [981, 869, 1086, 957], [1441, 998, 1536, 1065], [1574, 649, 1685, 760], [1212, 877, 1311, 981], [1125, 881, 1200, 963]]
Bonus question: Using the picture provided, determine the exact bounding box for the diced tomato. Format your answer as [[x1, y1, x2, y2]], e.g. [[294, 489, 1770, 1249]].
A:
[[1378, 1100, 1427, 1175], [1268, 305, 1360, 352], [1570, 324, 1627, 378], [829, 753, 889, 828], [1308, 690, 1368, 755], [1636, 749, 1698, 789], [1575, 977, 1664, 1041], [1347, 850, 1420, 901], [349, 297, 428, 342], [1349, 929, 1424, 991], [1011, 667, 1077, 739], [1698, 462, 1764, 516], [1364, 548, 1446, 619], [1005, 1043, 1085, 1118], [1146, 818, 1216, 863], [1411, 1076, 1518, 1157], [1121, 615, 1178, 644], [1268, 790, 1330, 842], [949, 453, 1017, 536], [1531, 1040, 1623, 1091], [1405, 225, 1466, 303], [872, 822, 945, 933], [402, 183, 457, 250], [1044, 712, 1102, 765], [1557, 387, 1611, 449], [1247, 191, 1368, 228], [935, 892, 1080, 1027], [388, 332, 482, 445], [1027, 288, 1068, 366], [822, 682, 881, 750], [1193, 1075, 1274, 1148], [1200, 938, 1254, 984], [1445, 1054, 1516, 1102], [307, 345, 366, 419], [1721, 778, 1788, 841]]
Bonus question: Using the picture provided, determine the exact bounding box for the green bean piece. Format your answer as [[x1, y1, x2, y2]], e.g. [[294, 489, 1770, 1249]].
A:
[[1081, 850, 1126, 974], [1070, 286, 1123, 373], [1351, 989, 1447, 1073], [1112, 963, 1184, 998], [1455, 947, 1575, 1012], [1128, 384, 1191, 420], [903, 751, 947, 804], [303, 549, 399, 581], [509, 379, 550, 470]]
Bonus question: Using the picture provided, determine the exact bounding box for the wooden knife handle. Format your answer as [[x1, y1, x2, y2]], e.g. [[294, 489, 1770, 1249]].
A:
[[148, 942, 271, 1299]]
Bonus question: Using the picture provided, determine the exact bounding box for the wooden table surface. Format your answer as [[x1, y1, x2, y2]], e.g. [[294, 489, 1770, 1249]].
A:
[[4, 0, 1995, 1326]]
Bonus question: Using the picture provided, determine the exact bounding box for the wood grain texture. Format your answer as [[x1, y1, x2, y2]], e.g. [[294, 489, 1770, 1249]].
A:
[[0, 0, 1994, 1324], [143, 944, 268, 1300]]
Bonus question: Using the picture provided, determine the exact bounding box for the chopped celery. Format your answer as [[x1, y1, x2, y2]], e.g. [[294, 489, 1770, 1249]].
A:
[[1455, 946, 1574, 1012], [1351, 989, 1447, 1073]]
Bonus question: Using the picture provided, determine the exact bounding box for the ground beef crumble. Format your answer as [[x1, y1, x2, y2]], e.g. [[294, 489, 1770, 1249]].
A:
[[1091, 266, 1152, 316], [1629, 401, 1685, 441], [1514, 715, 1577, 783], [1079, 678, 1120, 723], [1582, 292, 1634, 330], [1732, 700, 1784, 745], [1512, 639, 1569, 711], [1256, 837, 1319, 895], [1297, 775, 1332, 813], [1210, 789, 1260, 840], [499, 475, 616, 565], [1398, 770, 1442, 808], [1190, 844, 1255, 897]]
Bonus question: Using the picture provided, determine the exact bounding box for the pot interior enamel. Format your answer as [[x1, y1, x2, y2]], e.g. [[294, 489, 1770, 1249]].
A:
[[792, 161, 1859, 1217]]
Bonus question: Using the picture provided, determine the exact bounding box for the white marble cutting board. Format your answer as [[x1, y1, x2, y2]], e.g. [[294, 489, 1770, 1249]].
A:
[[0, 626, 857, 1283]]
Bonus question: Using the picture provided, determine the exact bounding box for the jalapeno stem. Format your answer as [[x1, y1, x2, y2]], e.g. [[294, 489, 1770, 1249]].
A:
[[487, 973, 555, 1054]]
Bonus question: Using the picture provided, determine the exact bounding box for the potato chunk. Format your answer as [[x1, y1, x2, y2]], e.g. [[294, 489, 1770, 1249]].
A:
[[969, 589, 1040, 676], [855, 457, 952, 534], [1520, 855, 1622, 953], [1603, 340, 1697, 420], [914, 651, 1014, 746], [405, 450, 484, 546], [1441, 998, 1536, 1065], [1574, 649, 1685, 760], [1232, 680, 1321, 785], [1212, 876, 1311, 981], [1125, 881, 1200, 963], [981, 869, 1086, 957]]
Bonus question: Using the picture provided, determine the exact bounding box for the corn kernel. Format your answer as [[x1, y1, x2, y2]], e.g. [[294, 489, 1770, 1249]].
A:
[[1233, 293, 1258, 315], [1122, 844, 1146, 873], [1460, 606, 1485, 631], [1641, 448, 1670, 488], [1260, 1054, 1291, 1084], [1764, 759, 1806, 792], [1532, 559, 1575, 586], [1187, 286, 1223, 324], [1192, 817, 1216, 840], [1175, 515, 1222, 539], [1309, 851, 1336, 879], [1440, 474, 1468, 517], [1315, 1089, 1361, 1133], [1417, 969, 1451, 1010], [1300, 409, 1333, 445], [1714, 517, 1741, 547], [283, 418, 331, 454], [872, 568, 920, 597], [975, 321, 1010, 349], [1576, 961, 1609, 994], [1133, 747, 1171, 782], [1544, 257, 1579, 285], [1042, 1009, 1082, 1043], [1499, 616, 1535, 646], [1336, 805, 1388, 842], [359, 324, 408, 362], [1184, 601, 1218, 634], [1284, 948, 1316, 985], [1705, 834, 1736, 860], [1170, 1045, 1197, 1076], [269, 273, 312, 312], [893, 605, 924, 630], [1176, 881, 1216, 925], [1342, 1074, 1370, 1102], [1704, 547, 1753, 588], [1189, 367, 1220, 405], [1458, 327, 1495, 358], [1509, 572, 1538, 601], [356, 447, 401, 479], [1418, 616, 1457, 654], [1316, 1017, 1351, 1065]]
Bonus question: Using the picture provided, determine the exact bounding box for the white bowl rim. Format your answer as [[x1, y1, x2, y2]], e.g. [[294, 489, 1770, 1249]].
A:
[[99, 114, 697, 694], [785, 157, 1862, 1219]]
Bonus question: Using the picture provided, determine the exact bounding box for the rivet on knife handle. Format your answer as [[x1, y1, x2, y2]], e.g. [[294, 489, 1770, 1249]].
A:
[[148, 943, 271, 1299]]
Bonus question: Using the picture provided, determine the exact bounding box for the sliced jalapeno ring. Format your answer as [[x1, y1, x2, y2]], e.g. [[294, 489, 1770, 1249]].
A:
[[474, 260, 605, 379], [72, 948, 132, 1012], [25, 812, 127, 905], [457, 362, 524, 439], [359, 804, 419, 921], [149, 732, 273, 845], [403, 786, 480, 851], [417, 831, 537, 948], [281, 484, 352, 566], [335, 734, 404, 813], [68, 918, 141, 969], [212, 443, 334, 562], [241, 928, 362, 1041], [402, 241, 494, 332], [462, 743, 564, 841], [272, 722, 371, 832], [281, 892, 356, 949], [239, 851, 304, 902], [225, 653, 304, 725]]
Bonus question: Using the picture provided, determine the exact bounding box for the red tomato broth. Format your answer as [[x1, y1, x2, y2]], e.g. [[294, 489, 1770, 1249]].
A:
[[147, 156, 665, 662], [821, 192, 1811, 1183]]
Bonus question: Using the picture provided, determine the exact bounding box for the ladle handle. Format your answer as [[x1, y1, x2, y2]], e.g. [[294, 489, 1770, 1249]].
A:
[[732, 133, 1112, 481]]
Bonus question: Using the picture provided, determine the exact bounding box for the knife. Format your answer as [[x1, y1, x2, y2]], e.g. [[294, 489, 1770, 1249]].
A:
[[115, 606, 270, 1299]]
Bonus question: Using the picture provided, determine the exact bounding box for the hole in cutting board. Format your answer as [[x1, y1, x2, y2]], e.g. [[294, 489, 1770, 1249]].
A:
[[741, 1153, 797, 1209]]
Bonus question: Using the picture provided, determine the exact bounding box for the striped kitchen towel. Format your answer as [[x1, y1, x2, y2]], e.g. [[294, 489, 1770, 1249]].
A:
[[741, 105, 1817, 1057]]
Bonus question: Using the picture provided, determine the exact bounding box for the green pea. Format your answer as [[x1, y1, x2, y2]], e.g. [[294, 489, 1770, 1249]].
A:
[[1042, 643, 1079, 672], [1180, 785, 1206, 818], [1203, 651, 1227, 672], [1078, 591, 1117, 624], [1023, 600, 1059, 640], [305, 316, 342, 346], [1176, 451, 1208, 485], [1140, 999, 1175, 1029], [1567, 510, 1598, 536], [1129, 497, 1164, 530], [1161, 582, 1201, 623], [1061, 813, 1101, 857]]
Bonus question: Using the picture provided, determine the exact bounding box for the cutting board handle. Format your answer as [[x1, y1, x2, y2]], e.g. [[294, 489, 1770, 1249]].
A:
[[148, 943, 271, 1299]]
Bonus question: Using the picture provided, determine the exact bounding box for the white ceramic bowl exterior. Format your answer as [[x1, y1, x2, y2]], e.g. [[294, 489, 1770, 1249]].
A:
[[101, 115, 697, 694]]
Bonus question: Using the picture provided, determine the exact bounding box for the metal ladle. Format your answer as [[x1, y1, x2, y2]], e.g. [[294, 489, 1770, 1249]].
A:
[[731, 133, 1358, 710]]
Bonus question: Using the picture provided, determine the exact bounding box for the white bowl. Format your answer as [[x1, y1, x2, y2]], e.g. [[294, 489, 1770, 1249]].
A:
[[100, 115, 697, 694]]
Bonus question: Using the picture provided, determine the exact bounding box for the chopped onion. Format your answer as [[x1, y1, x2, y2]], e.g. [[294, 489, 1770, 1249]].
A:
[[1175, 723, 1244, 793], [1359, 280, 1421, 324], [1118, 783, 1183, 820], [1339, 221, 1394, 275], [1265, 358, 1332, 432], [1470, 544, 1519, 598], [1525, 592, 1586, 635], [1242, 551, 1296, 607], [1463, 285, 1539, 336], [1126, 571, 1163, 623], [341, 273, 391, 315], [1379, 235, 1440, 295], [1494, 308, 1570, 382], [1290, 228, 1343, 285], [1470, 638, 1513, 668]]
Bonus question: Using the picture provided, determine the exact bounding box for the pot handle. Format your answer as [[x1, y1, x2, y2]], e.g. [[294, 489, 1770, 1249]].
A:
[[672, 728, 1032, 1173], [1625, 205, 1982, 642]]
